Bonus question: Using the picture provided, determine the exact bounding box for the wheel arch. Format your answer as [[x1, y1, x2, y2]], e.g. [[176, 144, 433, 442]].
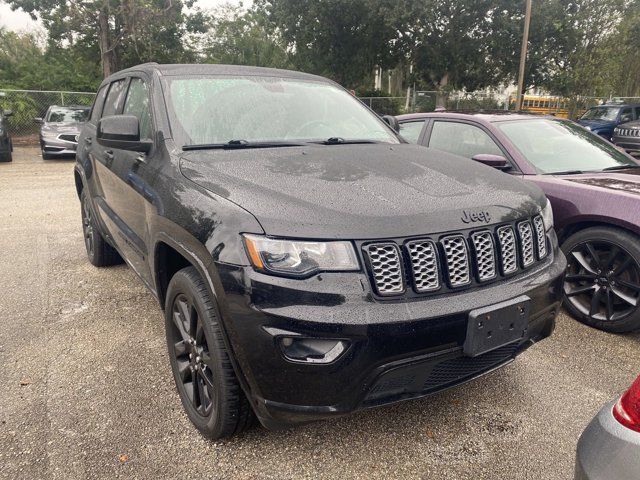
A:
[[557, 217, 640, 245], [74, 166, 84, 199]]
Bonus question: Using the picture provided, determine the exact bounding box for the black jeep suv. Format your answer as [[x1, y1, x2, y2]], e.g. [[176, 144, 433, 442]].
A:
[[75, 63, 566, 439]]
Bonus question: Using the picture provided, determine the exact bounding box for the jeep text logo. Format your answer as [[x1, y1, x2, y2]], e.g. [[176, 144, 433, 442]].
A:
[[461, 210, 491, 224]]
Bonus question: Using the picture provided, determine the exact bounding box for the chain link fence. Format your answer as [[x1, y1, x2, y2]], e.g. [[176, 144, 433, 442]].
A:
[[0, 89, 96, 144], [359, 91, 640, 119], [360, 91, 511, 116]]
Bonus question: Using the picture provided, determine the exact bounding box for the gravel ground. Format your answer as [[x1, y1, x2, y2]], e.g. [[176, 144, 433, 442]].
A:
[[1, 147, 639, 480]]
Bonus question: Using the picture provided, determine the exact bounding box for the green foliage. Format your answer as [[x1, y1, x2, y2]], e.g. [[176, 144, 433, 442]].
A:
[[2, 0, 640, 99], [201, 4, 290, 69], [1, 91, 38, 133], [261, 0, 397, 87]]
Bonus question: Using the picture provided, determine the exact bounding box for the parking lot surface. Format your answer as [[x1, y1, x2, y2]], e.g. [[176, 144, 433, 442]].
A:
[[1, 147, 639, 480]]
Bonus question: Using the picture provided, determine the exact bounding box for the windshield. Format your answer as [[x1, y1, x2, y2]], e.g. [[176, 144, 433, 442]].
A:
[[580, 106, 620, 121], [163, 75, 398, 146], [46, 107, 89, 123], [496, 119, 638, 174]]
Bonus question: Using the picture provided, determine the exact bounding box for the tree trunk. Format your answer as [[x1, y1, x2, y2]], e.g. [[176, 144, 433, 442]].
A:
[[97, 8, 116, 78], [435, 73, 449, 109]]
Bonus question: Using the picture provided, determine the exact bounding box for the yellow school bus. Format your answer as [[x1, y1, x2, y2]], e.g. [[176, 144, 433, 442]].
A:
[[509, 95, 571, 118]]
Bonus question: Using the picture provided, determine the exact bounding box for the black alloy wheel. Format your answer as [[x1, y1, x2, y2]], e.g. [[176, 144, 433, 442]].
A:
[[165, 266, 254, 439], [169, 293, 216, 418], [562, 227, 640, 332], [81, 193, 94, 258], [79, 190, 122, 267]]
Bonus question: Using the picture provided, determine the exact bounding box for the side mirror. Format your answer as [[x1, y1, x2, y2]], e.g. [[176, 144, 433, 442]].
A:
[[621, 114, 633, 124], [97, 115, 152, 152], [382, 115, 400, 133], [3, 110, 12, 117], [34, 117, 43, 123], [471, 153, 510, 170]]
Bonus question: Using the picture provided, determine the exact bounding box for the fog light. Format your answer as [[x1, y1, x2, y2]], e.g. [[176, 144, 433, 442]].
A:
[[279, 337, 348, 364]]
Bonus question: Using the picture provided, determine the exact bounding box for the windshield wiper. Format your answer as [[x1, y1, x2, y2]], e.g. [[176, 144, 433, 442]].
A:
[[543, 170, 584, 175], [311, 137, 382, 145], [601, 164, 640, 171], [182, 140, 308, 151]]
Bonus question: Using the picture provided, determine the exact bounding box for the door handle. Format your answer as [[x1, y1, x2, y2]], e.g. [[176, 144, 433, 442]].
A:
[[104, 149, 114, 167], [84, 137, 92, 145]]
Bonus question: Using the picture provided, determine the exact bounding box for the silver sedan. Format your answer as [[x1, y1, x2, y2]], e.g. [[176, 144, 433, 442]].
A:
[[36, 105, 89, 159]]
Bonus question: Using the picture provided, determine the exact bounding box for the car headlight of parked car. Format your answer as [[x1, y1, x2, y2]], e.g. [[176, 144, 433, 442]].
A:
[[541, 198, 554, 231], [243, 234, 359, 277]]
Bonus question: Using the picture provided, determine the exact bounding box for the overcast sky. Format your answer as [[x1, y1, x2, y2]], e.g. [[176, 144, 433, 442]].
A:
[[0, 0, 251, 32]]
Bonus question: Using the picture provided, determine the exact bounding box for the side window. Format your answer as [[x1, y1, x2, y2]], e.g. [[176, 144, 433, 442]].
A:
[[620, 107, 633, 123], [399, 120, 426, 144], [102, 79, 127, 118], [123, 78, 152, 140], [428, 121, 503, 159], [90, 85, 108, 123]]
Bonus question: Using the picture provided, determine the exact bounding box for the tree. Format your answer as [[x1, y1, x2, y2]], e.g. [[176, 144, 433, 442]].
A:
[[5, 0, 206, 78], [201, 4, 290, 69], [0, 27, 100, 90], [261, 0, 397, 88]]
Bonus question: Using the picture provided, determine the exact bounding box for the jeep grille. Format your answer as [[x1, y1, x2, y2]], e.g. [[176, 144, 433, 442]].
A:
[[363, 215, 549, 297]]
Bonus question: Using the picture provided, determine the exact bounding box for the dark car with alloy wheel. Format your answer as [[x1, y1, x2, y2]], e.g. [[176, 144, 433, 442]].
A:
[[397, 111, 640, 333], [612, 120, 640, 157], [75, 64, 565, 439]]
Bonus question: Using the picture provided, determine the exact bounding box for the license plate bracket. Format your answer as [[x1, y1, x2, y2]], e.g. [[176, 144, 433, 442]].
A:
[[463, 295, 531, 357]]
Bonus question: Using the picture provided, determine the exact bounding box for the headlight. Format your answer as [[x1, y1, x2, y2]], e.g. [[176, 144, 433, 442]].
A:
[[243, 234, 359, 277], [541, 198, 554, 231]]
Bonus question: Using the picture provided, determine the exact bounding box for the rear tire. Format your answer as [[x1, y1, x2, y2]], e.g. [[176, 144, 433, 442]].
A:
[[562, 227, 640, 333], [165, 266, 254, 439], [80, 190, 122, 267]]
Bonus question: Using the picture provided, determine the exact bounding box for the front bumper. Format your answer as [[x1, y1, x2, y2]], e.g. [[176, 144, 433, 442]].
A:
[[41, 136, 78, 156], [218, 242, 566, 430], [575, 401, 640, 480]]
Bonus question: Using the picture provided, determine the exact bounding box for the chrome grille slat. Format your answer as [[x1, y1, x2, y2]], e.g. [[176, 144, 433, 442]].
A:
[[364, 243, 405, 295], [441, 235, 471, 287], [517, 221, 535, 267], [471, 231, 497, 281], [497, 226, 518, 274], [407, 240, 440, 292], [532, 215, 547, 259]]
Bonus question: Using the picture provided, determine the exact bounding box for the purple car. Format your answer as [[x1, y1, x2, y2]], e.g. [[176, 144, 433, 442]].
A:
[[396, 112, 640, 333]]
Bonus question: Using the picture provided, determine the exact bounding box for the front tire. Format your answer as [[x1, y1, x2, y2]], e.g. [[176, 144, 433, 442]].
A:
[[165, 266, 254, 439], [80, 190, 122, 267], [562, 227, 640, 332]]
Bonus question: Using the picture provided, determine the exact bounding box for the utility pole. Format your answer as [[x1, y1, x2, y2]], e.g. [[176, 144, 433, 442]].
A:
[[515, 0, 532, 111]]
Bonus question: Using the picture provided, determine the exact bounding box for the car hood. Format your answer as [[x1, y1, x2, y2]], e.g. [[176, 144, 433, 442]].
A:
[[562, 169, 640, 195], [41, 122, 84, 134], [179, 144, 546, 239], [577, 119, 615, 129]]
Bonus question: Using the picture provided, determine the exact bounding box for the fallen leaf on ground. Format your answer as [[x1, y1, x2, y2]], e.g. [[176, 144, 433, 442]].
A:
[[118, 454, 129, 464], [19, 378, 31, 386]]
